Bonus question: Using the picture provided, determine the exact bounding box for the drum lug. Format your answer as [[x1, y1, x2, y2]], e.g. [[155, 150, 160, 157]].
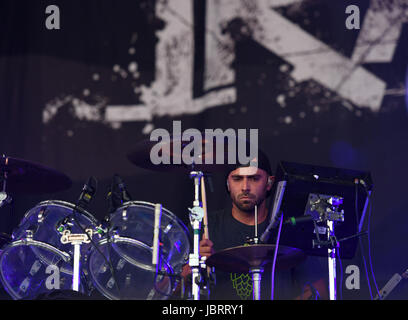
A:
[[122, 208, 128, 221], [25, 230, 33, 239], [37, 208, 46, 224]]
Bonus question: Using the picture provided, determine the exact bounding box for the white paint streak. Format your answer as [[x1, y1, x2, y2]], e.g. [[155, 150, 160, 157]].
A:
[[44, 0, 403, 127], [351, 1, 408, 63]]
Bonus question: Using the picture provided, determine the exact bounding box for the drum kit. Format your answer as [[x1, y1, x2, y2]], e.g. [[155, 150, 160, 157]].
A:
[[0, 137, 306, 300]]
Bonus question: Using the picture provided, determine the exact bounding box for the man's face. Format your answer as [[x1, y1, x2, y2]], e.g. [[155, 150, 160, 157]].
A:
[[227, 167, 273, 212]]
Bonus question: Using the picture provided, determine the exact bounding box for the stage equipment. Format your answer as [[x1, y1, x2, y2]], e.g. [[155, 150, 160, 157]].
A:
[[0, 154, 72, 196], [127, 134, 238, 300], [0, 200, 102, 299], [260, 161, 373, 300], [206, 244, 305, 300], [375, 269, 408, 300], [88, 201, 190, 300]]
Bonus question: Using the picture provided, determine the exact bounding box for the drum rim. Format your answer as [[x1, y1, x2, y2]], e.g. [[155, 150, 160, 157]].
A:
[[112, 200, 190, 239], [88, 236, 174, 301], [90, 236, 173, 272], [20, 200, 99, 226]]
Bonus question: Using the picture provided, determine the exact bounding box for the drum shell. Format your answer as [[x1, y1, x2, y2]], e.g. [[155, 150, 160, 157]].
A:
[[88, 201, 190, 300]]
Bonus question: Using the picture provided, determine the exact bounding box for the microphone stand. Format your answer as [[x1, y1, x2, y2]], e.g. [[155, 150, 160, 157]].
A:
[[308, 196, 344, 300], [327, 220, 337, 300]]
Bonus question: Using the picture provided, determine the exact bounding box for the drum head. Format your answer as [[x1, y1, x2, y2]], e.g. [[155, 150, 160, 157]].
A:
[[0, 200, 98, 299], [0, 242, 88, 300], [88, 201, 190, 300]]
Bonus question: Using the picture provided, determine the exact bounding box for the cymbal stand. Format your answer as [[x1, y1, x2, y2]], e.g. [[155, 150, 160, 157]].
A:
[[249, 267, 264, 300], [188, 171, 205, 300], [0, 155, 12, 208], [245, 205, 264, 300]]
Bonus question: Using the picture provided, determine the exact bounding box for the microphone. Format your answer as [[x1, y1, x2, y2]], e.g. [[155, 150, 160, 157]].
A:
[[284, 215, 314, 226], [114, 174, 132, 202], [77, 176, 98, 209], [107, 174, 132, 213], [260, 211, 282, 243]]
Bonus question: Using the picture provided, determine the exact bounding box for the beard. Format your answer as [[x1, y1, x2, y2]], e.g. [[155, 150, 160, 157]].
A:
[[232, 191, 266, 213]]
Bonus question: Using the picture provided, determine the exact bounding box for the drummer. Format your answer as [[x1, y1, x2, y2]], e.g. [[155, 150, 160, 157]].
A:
[[182, 150, 328, 300]]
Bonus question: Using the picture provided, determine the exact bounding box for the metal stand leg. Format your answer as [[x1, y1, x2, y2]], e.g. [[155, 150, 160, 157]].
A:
[[190, 220, 201, 300], [188, 171, 205, 300], [72, 243, 81, 292], [249, 267, 264, 300], [0, 160, 12, 208], [327, 221, 337, 300], [60, 229, 93, 293]]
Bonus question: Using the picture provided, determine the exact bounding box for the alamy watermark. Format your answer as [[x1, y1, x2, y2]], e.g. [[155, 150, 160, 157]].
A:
[[345, 264, 360, 290], [45, 5, 60, 30], [345, 5, 360, 30], [149, 121, 259, 167], [25, 262, 361, 292]]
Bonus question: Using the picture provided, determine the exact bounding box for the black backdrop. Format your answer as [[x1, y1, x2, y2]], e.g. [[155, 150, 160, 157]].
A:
[[1, 0, 408, 300]]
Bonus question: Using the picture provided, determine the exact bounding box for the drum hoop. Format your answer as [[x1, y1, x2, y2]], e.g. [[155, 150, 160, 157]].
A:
[[113, 200, 190, 239], [110, 201, 190, 265], [88, 236, 174, 301], [19, 200, 99, 228], [92, 236, 172, 272], [1, 239, 71, 262]]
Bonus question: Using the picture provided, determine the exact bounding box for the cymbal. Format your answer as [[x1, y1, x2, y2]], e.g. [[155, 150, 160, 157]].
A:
[[0, 156, 72, 195], [127, 135, 235, 173], [206, 244, 306, 273]]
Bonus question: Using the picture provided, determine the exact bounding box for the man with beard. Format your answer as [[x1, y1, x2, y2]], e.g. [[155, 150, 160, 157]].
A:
[[198, 151, 328, 300]]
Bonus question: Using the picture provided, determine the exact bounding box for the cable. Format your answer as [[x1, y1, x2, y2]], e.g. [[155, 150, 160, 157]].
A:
[[355, 183, 372, 298], [270, 213, 283, 300], [365, 188, 380, 297], [354, 183, 373, 299]]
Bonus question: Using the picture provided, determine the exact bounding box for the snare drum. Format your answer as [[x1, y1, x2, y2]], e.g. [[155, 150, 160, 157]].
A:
[[0, 200, 100, 299], [88, 201, 190, 300]]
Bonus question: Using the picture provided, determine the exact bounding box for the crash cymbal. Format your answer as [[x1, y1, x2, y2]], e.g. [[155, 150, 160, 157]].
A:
[[127, 134, 236, 173], [206, 244, 306, 273], [0, 155, 72, 195]]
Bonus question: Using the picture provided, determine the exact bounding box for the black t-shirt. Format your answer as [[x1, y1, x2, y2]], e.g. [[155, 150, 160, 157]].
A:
[[202, 208, 327, 300]]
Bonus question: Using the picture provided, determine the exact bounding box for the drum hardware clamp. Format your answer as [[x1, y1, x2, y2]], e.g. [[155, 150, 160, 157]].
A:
[[60, 229, 94, 292]]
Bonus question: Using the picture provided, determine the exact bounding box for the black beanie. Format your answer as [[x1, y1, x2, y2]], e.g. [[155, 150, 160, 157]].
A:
[[224, 147, 273, 197]]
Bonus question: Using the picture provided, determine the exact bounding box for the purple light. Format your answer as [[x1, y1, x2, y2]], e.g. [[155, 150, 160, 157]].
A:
[[174, 240, 181, 253], [330, 141, 357, 167]]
